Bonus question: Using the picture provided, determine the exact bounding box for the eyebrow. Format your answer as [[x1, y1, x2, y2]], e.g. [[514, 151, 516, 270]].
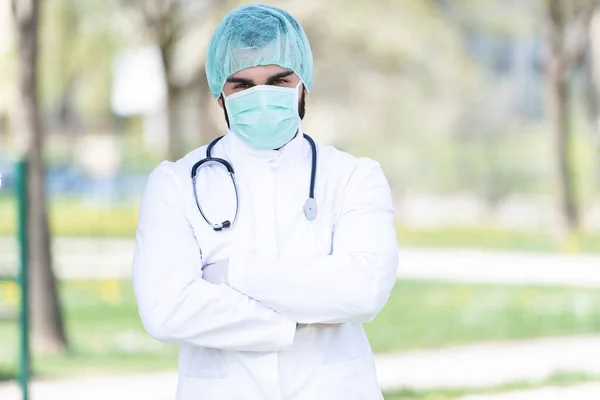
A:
[[226, 76, 254, 85], [226, 70, 295, 85], [265, 70, 294, 84]]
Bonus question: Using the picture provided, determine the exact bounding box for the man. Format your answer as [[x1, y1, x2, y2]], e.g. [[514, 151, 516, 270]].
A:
[[132, 4, 398, 400]]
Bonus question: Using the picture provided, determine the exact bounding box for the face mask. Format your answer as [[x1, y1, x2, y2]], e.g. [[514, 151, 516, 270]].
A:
[[223, 82, 302, 150]]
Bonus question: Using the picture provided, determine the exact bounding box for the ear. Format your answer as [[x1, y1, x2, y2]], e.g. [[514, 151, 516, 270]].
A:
[[218, 95, 224, 110]]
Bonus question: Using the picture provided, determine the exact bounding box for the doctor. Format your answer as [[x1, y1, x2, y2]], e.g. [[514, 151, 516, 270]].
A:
[[132, 4, 399, 400]]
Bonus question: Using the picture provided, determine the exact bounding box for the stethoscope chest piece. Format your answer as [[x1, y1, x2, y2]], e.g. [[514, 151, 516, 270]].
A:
[[303, 197, 318, 221]]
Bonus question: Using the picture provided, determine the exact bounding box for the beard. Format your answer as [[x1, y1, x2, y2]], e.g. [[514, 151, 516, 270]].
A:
[[221, 86, 306, 129]]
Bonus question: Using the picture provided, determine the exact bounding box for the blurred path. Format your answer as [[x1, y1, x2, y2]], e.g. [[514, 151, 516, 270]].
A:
[[376, 334, 600, 390], [2, 237, 600, 287], [1, 335, 599, 399], [0, 371, 177, 400], [0, 237, 133, 279], [396, 248, 600, 288], [457, 383, 600, 400]]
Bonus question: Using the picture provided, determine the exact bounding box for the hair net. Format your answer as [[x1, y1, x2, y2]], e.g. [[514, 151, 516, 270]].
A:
[[205, 4, 314, 98]]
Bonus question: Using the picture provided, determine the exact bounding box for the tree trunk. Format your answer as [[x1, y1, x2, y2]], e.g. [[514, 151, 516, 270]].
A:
[[545, 0, 580, 239], [587, 8, 600, 199], [12, 0, 68, 353], [166, 84, 182, 161], [198, 73, 219, 144], [158, 36, 181, 161], [547, 56, 579, 234]]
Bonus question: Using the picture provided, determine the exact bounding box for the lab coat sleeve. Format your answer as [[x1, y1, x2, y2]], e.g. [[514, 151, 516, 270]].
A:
[[228, 158, 399, 324], [132, 162, 296, 351]]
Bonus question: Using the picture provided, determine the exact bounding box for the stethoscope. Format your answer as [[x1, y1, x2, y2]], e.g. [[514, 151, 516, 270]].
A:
[[191, 133, 318, 231]]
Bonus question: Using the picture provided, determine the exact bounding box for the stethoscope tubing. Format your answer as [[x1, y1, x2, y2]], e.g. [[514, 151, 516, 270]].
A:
[[191, 133, 317, 231]]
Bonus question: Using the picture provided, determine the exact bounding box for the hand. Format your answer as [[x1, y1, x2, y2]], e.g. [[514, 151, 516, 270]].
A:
[[310, 323, 343, 328], [202, 259, 230, 285], [297, 323, 343, 329]]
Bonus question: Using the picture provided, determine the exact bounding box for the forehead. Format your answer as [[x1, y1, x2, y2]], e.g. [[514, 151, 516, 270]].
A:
[[229, 64, 297, 80]]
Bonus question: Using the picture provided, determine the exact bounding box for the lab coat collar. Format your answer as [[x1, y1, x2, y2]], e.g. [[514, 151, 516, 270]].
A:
[[222, 124, 307, 164]]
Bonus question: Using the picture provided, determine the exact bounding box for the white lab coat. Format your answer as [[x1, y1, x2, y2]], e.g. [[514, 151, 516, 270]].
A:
[[132, 126, 399, 400]]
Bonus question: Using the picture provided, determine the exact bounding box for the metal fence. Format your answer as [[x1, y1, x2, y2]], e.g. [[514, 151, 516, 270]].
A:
[[0, 159, 30, 400]]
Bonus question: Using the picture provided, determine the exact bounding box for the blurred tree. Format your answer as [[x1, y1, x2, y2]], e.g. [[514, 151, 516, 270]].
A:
[[11, 0, 68, 352], [586, 7, 600, 147], [120, 0, 233, 160], [287, 0, 486, 195], [40, 0, 123, 132], [587, 7, 600, 205], [543, 0, 596, 238]]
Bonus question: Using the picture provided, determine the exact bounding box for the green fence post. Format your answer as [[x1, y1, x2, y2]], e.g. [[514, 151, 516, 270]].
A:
[[16, 158, 30, 400]]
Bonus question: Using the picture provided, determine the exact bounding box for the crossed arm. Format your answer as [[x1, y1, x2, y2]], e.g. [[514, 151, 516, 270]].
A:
[[225, 159, 398, 325], [133, 159, 398, 352]]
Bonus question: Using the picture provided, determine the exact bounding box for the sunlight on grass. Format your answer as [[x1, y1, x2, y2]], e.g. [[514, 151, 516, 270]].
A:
[[1, 280, 599, 380], [366, 281, 600, 353], [0, 195, 140, 238], [0, 279, 177, 380], [395, 225, 600, 253]]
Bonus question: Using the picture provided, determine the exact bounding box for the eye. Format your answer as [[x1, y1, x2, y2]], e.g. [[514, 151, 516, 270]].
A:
[[271, 79, 288, 85], [234, 83, 251, 89]]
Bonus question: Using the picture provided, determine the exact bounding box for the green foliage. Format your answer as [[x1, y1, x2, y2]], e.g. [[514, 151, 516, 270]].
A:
[[3, 0, 598, 203], [39, 0, 124, 119], [447, 0, 538, 36]]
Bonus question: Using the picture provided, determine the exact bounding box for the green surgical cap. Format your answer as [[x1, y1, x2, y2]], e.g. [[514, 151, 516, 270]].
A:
[[205, 4, 314, 98]]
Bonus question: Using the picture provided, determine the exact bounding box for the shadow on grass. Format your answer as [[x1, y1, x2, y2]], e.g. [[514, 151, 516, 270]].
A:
[[0, 367, 15, 382]]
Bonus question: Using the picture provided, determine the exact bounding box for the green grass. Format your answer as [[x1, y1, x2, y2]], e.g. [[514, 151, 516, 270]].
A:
[[1, 195, 599, 252], [1, 280, 599, 381], [365, 281, 600, 352], [0, 280, 178, 380], [396, 226, 600, 254], [0, 195, 140, 238]]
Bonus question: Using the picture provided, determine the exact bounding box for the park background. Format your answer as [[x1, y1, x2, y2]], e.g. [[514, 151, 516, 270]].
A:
[[1, 0, 600, 399]]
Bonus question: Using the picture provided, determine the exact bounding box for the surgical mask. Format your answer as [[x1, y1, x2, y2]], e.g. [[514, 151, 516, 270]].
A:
[[223, 82, 302, 150]]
